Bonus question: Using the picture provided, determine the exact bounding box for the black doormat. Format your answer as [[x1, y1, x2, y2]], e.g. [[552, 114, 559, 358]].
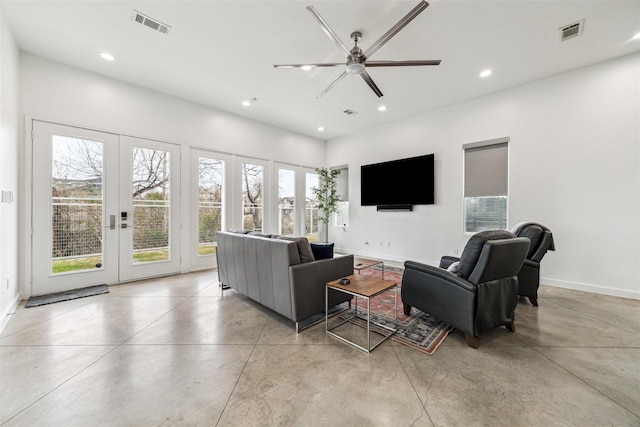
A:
[[26, 284, 109, 308]]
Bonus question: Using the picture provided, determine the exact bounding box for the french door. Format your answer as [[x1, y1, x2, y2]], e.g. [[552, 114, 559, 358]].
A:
[[31, 121, 181, 295]]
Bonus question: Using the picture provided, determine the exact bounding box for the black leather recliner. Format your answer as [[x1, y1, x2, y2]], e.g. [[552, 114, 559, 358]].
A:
[[401, 230, 529, 348], [511, 222, 555, 306]]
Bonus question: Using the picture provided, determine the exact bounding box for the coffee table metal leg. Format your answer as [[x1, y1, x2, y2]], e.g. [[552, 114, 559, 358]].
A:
[[325, 285, 329, 332], [394, 285, 397, 327], [367, 296, 371, 351], [325, 283, 397, 353]]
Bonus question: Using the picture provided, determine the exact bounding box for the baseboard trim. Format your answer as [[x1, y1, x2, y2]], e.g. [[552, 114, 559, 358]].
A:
[[1, 293, 22, 333], [541, 278, 639, 300], [335, 247, 437, 269], [334, 249, 639, 300]]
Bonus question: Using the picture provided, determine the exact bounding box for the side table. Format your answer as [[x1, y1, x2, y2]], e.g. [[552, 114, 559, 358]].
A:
[[326, 274, 397, 352], [353, 257, 384, 278]]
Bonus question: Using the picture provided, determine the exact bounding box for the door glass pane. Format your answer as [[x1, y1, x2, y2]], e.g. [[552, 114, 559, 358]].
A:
[[305, 172, 319, 242], [242, 163, 263, 231], [132, 147, 170, 263], [278, 168, 295, 235], [198, 156, 224, 256], [51, 136, 104, 274]]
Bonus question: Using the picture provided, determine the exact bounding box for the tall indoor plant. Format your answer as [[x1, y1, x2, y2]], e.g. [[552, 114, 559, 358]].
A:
[[312, 167, 341, 242]]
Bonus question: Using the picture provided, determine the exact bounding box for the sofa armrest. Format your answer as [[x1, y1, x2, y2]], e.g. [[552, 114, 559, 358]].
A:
[[289, 254, 354, 321]]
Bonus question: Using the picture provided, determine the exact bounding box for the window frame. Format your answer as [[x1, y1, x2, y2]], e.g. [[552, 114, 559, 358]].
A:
[[462, 137, 509, 234]]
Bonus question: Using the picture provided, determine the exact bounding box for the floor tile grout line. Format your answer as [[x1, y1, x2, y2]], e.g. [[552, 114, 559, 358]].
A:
[[1, 277, 223, 425], [544, 298, 640, 336], [391, 344, 437, 427], [530, 346, 640, 419], [1, 285, 215, 425], [214, 309, 270, 426], [118, 292, 206, 345], [0, 344, 121, 426], [0, 296, 101, 340]]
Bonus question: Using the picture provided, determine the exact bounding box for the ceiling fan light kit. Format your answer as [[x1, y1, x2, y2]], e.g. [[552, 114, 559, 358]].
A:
[[274, 0, 441, 98]]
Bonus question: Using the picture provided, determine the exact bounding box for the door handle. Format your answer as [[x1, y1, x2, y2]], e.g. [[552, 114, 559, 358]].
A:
[[109, 215, 116, 230]]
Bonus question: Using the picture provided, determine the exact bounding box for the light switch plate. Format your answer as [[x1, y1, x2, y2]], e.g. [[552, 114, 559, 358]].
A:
[[1, 190, 13, 203]]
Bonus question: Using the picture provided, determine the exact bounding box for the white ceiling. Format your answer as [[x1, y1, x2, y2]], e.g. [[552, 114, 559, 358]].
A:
[[2, 0, 639, 140]]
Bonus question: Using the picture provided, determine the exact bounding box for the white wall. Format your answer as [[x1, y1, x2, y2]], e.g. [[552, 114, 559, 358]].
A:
[[0, 5, 21, 330], [327, 53, 640, 299], [20, 54, 325, 165]]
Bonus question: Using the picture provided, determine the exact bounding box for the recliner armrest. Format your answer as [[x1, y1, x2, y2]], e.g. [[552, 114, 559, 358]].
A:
[[404, 260, 476, 293]]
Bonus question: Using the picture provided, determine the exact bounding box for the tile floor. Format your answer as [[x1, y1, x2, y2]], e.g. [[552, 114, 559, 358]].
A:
[[1, 270, 639, 426]]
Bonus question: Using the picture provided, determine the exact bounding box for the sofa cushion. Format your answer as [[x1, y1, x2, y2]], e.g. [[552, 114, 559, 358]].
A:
[[248, 231, 274, 238], [277, 236, 315, 263], [310, 242, 334, 260], [228, 229, 250, 234]]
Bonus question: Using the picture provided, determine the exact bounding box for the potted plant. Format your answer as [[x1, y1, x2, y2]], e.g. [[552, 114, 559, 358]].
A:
[[312, 167, 341, 243]]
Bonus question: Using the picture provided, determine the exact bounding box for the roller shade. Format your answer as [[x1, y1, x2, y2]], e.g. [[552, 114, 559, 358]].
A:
[[464, 140, 508, 197]]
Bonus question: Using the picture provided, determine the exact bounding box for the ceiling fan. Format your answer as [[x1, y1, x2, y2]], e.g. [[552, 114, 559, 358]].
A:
[[273, 0, 441, 98]]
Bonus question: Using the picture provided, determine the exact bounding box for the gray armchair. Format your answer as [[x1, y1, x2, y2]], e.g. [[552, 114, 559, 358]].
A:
[[511, 222, 555, 306], [401, 230, 529, 348]]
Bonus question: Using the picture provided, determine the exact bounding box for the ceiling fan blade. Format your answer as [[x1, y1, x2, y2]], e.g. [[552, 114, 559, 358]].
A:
[[273, 63, 344, 69], [306, 6, 352, 57], [360, 70, 383, 97], [365, 60, 441, 67], [363, 0, 429, 60], [317, 71, 348, 98]]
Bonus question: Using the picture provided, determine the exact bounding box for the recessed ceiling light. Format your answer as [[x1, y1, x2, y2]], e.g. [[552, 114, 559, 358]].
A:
[[99, 52, 115, 61], [479, 69, 492, 78], [378, 105, 387, 112], [632, 32, 640, 41], [241, 97, 257, 107], [301, 65, 312, 71], [317, 126, 325, 132]]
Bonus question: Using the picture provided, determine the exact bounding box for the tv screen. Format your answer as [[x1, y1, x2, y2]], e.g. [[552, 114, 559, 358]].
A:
[[360, 154, 434, 206]]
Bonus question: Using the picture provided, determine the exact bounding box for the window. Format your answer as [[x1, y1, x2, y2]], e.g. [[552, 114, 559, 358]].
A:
[[197, 156, 224, 256], [241, 162, 263, 231], [305, 172, 319, 241], [333, 167, 349, 227], [278, 168, 295, 235], [463, 138, 509, 232]]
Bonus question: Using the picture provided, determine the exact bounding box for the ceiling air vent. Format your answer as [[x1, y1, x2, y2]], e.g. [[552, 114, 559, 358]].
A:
[[343, 109, 358, 116], [132, 11, 171, 34], [559, 20, 584, 42]]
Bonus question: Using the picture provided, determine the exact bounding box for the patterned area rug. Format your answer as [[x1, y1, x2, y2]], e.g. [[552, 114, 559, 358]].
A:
[[345, 267, 453, 355]]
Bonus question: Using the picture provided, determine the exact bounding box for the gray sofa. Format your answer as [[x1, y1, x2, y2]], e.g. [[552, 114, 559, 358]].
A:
[[216, 231, 354, 331]]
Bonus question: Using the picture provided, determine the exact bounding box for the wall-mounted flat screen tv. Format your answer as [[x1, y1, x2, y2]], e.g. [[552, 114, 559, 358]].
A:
[[361, 154, 434, 206]]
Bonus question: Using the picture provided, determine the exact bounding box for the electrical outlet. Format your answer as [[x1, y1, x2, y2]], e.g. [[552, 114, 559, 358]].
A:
[[387, 241, 391, 247], [453, 248, 459, 255]]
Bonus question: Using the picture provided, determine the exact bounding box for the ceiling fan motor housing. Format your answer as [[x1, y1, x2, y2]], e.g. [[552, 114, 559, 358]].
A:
[[347, 43, 366, 75]]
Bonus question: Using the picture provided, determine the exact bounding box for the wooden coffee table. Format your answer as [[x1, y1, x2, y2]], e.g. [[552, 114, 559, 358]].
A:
[[354, 257, 384, 278], [326, 274, 397, 352]]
